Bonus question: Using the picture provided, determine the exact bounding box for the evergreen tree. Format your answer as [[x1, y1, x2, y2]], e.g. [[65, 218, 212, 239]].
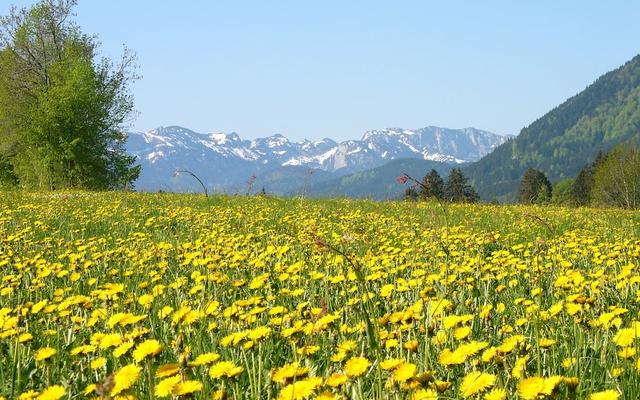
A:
[[571, 152, 606, 206], [403, 187, 418, 201], [445, 168, 479, 203], [0, 0, 140, 190], [419, 169, 444, 200], [518, 168, 552, 204]]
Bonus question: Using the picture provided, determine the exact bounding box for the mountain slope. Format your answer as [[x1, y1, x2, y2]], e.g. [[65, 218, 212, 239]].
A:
[[254, 166, 337, 195], [466, 54, 640, 201], [127, 125, 506, 192], [302, 158, 455, 200]]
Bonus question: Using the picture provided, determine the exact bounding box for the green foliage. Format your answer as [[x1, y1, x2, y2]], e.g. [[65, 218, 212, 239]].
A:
[[571, 152, 606, 206], [518, 168, 552, 204], [444, 168, 479, 203], [419, 169, 445, 200], [592, 145, 640, 209], [551, 178, 575, 205], [465, 54, 640, 201], [0, 0, 139, 190]]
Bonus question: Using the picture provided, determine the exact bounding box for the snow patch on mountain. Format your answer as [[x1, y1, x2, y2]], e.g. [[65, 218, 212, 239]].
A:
[[126, 125, 510, 191]]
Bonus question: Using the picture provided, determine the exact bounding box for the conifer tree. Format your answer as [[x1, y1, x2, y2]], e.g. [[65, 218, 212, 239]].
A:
[[419, 169, 445, 200], [445, 168, 479, 203], [571, 152, 606, 206], [518, 168, 552, 204]]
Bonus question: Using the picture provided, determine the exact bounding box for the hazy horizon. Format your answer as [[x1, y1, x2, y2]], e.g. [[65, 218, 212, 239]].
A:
[[4, 1, 639, 141]]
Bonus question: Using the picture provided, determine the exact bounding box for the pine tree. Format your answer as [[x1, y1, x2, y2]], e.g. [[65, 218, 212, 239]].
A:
[[518, 168, 552, 204], [419, 169, 445, 200], [571, 152, 606, 206], [403, 187, 418, 201], [445, 168, 479, 203]]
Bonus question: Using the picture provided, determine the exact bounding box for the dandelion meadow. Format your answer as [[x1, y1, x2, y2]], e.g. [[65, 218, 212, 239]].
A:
[[1, 192, 639, 399]]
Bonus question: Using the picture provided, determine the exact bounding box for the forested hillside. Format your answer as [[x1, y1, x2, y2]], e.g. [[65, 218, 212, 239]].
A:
[[466, 54, 640, 201]]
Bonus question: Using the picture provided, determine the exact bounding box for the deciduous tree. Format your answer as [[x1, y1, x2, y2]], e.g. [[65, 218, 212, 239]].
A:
[[0, 0, 140, 189]]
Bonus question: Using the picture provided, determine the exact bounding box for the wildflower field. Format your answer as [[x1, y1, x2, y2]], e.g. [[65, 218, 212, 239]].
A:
[[1, 192, 639, 400]]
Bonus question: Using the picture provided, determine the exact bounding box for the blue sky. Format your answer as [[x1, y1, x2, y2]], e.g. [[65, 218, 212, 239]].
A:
[[3, 1, 640, 141]]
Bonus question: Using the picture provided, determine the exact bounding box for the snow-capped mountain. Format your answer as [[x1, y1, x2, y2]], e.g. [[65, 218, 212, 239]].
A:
[[126, 125, 509, 192]]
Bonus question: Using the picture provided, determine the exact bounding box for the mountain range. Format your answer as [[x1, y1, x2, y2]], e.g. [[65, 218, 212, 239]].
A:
[[126, 126, 509, 194], [127, 54, 640, 200]]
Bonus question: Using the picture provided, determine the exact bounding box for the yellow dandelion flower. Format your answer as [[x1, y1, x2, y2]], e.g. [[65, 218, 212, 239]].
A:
[[316, 392, 339, 400], [404, 340, 419, 352], [344, 356, 370, 377], [277, 377, 323, 400], [614, 328, 636, 347], [113, 341, 134, 358], [325, 373, 348, 387], [542, 376, 564, 395], [156, 363, 180, 378], [111, 363, 141, 396], [90, 357, 107, 369], [132, 339, 162, 363], [512, 356, 529, 379], [411, 388, 438, 400], [538, 338, 556, 348], [34, 347, 57, 361], [271, 362, 309, 384], [562, 357, 577, 368], [459, 371, 496, 398], [518, 377, 545, 400], [226, 366, 244, 378], [155, 375, 181, 398], [19, 333, 33, 343], [99, 333, 123, 349], [209, 361, 243, 379], [454, 326, 472, 340], [589, 390, 619, 400], [618, 346, 635, 358], [36, 385, 65, 400], [393, 362, 417, 383], [483, 388, 506, 400], [380, 358, 404, 370], [189, 352, 220, 367], [17, 390, 39, 400], [84, 384, 97, 396], [172, 380, 203, 396]]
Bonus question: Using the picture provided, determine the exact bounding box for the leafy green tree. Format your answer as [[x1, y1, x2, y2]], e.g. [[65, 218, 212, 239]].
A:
[[445, 168, 479, 203], [0, 0, 140, 190], [419, 169, 445, 200], [592, 145, 640, 209], [551, 178, 575, 205], [518, 168, 552, 204]]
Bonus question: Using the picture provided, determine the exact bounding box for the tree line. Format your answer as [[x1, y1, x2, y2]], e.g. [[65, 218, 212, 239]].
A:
[[403, 168, 480, 203], [518, 144, 640, 209], [0, 0, 139, 190]]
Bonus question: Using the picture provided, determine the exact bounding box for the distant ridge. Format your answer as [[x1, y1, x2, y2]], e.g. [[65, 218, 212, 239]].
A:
[[299, 158, 455, 200], [126, 125, 507, 193]]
